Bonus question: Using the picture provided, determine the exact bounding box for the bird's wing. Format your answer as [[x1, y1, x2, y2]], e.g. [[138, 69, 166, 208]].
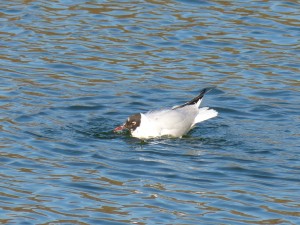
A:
[[172, 87, 214, 110], [146, 106, 198, 136]]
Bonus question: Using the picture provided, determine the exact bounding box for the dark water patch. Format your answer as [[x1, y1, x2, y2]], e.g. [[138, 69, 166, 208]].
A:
[[66, 182, 109, 193], [63, 105, 104, 111], [175, 0, 211, 6], [51, 144, 86, 156], [214, 106, 251, 117], [14, 112, 48, 123], [67, 117, 122, 140]]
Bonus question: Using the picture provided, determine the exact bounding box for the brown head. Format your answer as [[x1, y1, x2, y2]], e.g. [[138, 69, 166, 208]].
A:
[[114, 113, 141, 132]]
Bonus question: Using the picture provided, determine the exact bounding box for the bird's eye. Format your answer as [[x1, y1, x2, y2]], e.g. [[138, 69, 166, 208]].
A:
[[132, 121, 136, 125]]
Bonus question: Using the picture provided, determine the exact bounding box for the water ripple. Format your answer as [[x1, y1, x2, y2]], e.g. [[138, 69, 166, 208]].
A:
[[1, 0, 300, 224]]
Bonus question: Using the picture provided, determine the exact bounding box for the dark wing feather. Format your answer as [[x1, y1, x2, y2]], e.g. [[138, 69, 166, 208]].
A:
[[172, 87, 214, 110]]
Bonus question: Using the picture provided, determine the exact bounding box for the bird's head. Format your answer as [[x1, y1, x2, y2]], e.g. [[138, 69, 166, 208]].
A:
[[114, 113, 141, 132]]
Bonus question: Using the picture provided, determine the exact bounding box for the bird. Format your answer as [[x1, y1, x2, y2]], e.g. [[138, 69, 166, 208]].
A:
[[114, 88, 218, 139]]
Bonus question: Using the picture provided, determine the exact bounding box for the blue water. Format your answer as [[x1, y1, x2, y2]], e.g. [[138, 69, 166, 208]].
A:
[[1, 0, 300, 224]]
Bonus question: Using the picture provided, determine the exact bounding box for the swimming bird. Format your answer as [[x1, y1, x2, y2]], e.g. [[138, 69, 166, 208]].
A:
[[114, 88, 218, 139]]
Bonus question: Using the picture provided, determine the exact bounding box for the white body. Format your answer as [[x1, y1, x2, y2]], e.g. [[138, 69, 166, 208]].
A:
[[131, 99, 218, 139]]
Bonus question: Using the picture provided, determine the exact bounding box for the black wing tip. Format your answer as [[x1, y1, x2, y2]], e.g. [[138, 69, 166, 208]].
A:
[[173, 87, 216, 110], [200, 86, 216, 94], [193, 86, 216, 101]]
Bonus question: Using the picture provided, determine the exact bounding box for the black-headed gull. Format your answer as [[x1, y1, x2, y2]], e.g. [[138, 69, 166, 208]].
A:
[[114, 88, 218, 139]]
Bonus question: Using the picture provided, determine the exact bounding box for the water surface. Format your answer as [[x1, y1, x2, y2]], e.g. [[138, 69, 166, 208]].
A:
[[1, 0, 300, 224]]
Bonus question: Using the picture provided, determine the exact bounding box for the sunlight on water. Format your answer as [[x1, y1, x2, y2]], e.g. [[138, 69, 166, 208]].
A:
[[1, 0, 300, 224]]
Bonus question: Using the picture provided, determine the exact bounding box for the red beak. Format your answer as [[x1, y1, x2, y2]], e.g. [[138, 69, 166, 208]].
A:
[[114, 125, 125, 132]]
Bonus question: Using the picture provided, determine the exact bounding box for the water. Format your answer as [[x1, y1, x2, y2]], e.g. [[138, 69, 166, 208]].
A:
[[1, 0, 300, 224]]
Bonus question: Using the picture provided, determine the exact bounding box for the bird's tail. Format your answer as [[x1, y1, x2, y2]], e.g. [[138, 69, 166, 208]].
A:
[[194, 107, 218, 124]]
